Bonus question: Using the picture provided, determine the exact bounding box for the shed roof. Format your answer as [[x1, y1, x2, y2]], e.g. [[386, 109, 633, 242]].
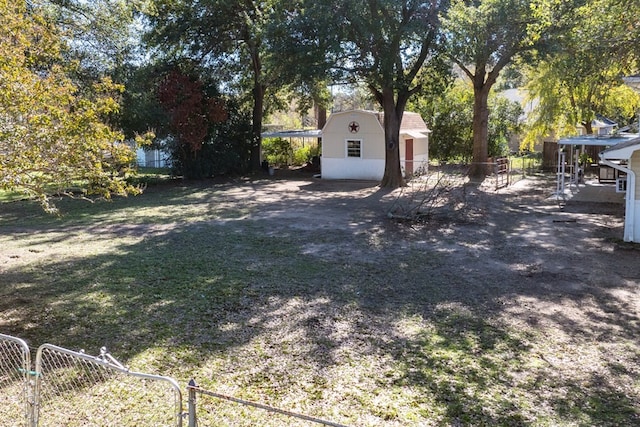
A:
[[400, 112, 430, 132], [600, 135, 640, 160], [264, 110, 431, 139], [403, 129, 431, 139]]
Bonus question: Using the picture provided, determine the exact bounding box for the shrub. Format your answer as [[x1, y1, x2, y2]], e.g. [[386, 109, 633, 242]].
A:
[[262, 137, 292, 167], [292, 144, 321, 165]]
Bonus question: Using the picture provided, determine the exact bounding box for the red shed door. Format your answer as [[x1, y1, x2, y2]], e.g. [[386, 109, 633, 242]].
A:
[[405, 139, 414, 175]]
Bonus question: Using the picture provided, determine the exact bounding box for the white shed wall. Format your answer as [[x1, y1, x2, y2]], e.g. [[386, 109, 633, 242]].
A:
[[630, 152, 640, 242], [322, 111, 385, 159], [634, 151, 640, 196], [321, 157, 385, 180], [400, 136, 429, 157], [633, 200, 640, 242]]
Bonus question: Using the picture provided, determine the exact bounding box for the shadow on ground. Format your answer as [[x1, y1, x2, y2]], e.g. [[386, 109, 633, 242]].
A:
[[1, 174, 638, 425]]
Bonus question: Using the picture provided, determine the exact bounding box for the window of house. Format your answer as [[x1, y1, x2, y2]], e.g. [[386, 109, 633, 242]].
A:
[[346, 139, 362, 158]]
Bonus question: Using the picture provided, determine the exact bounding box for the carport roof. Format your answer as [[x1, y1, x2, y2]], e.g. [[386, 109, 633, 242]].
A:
[[558, 133, 640, 147], [261, 129, 322, 138]]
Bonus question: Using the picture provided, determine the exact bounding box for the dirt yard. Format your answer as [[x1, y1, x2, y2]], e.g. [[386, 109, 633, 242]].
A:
[[236, 170, 640, 423], [248, 170, 631, 276], [1, 169, 639, 425]]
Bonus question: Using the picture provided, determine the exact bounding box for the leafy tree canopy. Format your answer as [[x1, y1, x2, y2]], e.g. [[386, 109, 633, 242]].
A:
[[441, 0, 580, 176], [0, 1, 139, 213], [410, 81, 522, 162], [523, 0, 640, 146], [275, 0, 449, 187], [145, 0, 288, 171], [43, 0, 145, 82], [157, 68, 228, 153]]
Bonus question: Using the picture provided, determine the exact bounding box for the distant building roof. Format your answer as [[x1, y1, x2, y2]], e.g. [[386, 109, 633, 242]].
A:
[[623, 75, 640, 91], [593, 115, 617, 127]]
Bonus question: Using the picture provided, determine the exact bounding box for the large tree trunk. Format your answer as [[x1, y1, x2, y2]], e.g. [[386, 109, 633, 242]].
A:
[[380, 89, 406, 188], [316, 103, 327, 129], [470, 84, 491, 178], [250, 83, 265, 172], [316, 103, 326, 150]]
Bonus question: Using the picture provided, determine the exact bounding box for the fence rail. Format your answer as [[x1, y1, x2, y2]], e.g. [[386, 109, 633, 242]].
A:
[[469, 156, 541, 190], [187, 379, 349, 427], [0, 334, 350, 427], [495, 157, 510, 189]]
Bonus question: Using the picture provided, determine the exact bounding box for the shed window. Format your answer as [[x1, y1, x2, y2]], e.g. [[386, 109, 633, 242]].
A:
[[347, 139, 362, 158]]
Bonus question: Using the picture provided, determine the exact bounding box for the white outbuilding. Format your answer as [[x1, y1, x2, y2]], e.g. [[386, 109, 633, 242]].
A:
[[600, 135, 640, 242], [320, 110, 430, 180]]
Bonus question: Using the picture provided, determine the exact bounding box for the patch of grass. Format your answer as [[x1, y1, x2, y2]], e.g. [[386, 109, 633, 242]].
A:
[[0, 189, 26, 203], [387, 309, 535, 424], [129, 167, 175, 185]]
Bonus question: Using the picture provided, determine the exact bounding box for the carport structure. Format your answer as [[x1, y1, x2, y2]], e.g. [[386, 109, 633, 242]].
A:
[[555, 134, 640, 199]]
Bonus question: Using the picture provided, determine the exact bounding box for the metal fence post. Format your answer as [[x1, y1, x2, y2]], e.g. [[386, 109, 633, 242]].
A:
[[0, 334, 32, 427], [188, 379, 198, 427]]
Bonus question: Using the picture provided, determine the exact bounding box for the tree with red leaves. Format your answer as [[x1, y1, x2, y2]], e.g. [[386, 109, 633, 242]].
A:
[[157, 69, 227, 154]]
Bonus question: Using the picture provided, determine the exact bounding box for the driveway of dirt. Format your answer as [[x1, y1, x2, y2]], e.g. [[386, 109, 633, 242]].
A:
[[245, 172, 639, 344], [218, 171, 638, 346]]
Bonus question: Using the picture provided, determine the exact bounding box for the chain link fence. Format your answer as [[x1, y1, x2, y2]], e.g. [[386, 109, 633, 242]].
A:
[[0, 334, 182, 427], [34, 344, 182, 427], [0, 334, 32, 427], [1, 334, 351, 427]]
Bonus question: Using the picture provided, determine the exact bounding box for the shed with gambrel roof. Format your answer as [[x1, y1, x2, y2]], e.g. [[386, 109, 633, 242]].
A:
[[320, 110, 430, 180]]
